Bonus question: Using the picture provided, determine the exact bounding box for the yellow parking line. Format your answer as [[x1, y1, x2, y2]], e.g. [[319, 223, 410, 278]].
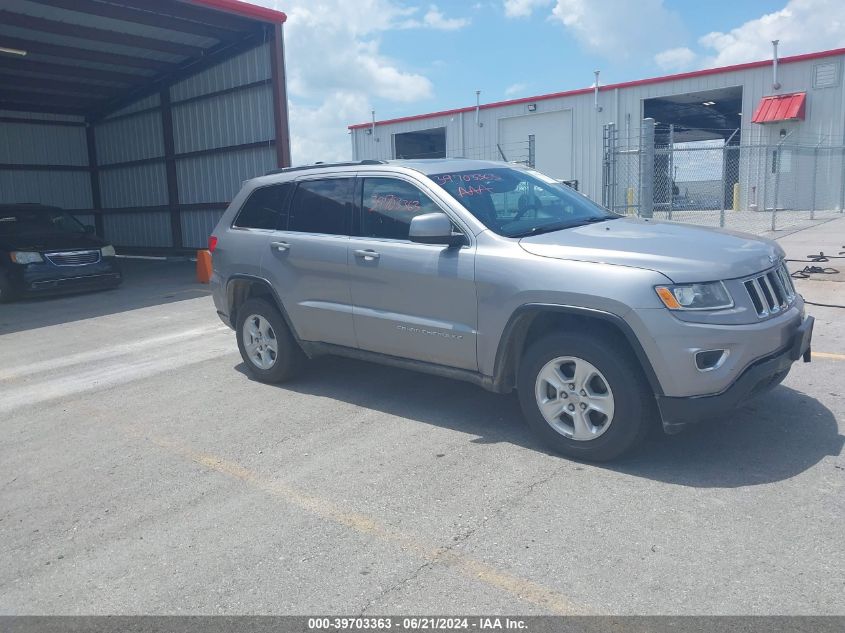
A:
[[135, 430, 593, 615], [814, 351, 845, 361]]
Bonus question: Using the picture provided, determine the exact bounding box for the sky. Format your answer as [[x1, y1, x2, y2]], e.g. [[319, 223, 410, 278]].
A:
[[253, 0, 845, 164]]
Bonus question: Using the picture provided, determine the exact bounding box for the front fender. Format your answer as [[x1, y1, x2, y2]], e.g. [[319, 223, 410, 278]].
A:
[[474, 243, 670, 382], [490, 303, 664, 396]]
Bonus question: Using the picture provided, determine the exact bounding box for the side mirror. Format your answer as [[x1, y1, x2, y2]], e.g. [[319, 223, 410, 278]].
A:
[[409, 212, 466, 247], [84, 225, 96, 234]]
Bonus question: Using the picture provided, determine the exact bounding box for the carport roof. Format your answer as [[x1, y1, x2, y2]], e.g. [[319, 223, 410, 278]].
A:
[[0, 0, 286, 120]]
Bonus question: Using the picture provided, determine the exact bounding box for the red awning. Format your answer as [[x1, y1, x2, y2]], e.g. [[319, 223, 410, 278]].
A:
[[751, 92, 806, 123]]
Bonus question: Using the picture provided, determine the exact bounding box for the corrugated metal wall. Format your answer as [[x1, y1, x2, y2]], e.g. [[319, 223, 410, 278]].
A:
[[96, 111, 165, 165], [170, 41, 276, 249], [86, 40, 277, 250], [103, 211, 173, 248], [180, 208, 227, 248], [0, 123, 87, 165], [92, 96, 170, 248], [106, 93, 161, 120], [353, 54, 845, 204], [176, 145, 275, 204], [0, 170, 92, 209], [100, 163, 169, 208], [172, 84, 275, 154], [0, 113, 92, 210], [170, 42, 272, 101]]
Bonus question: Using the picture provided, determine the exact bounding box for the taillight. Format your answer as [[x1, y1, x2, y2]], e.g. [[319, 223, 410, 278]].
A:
[[208, 235, 218, 253]]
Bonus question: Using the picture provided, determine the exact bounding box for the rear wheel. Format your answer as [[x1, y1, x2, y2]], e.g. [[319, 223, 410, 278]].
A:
[[517, 331, 653, 461], [236, 298, 305, 383]]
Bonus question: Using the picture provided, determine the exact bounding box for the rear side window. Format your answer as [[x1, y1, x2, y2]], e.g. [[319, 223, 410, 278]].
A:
[[361, 178, 440, 240], [233, 183, 291, 230], [288, 178, 354, 235]]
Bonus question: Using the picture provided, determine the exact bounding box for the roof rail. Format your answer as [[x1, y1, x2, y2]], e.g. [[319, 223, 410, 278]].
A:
[[265, 160, 387, 176]]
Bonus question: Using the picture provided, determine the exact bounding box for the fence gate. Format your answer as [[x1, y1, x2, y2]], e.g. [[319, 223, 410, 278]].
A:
[[602, 119, 845, 235]]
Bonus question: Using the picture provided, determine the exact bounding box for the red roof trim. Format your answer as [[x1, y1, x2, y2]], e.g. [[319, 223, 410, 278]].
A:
[[751, 91, 806, 123], [350, 46, 845, 130], [184, 0, 287, 23]]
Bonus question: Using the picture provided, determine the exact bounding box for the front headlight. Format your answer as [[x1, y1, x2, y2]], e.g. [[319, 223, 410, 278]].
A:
[[9, 251, 44, 264], [655, 281, 733, 311], [101, 245, 116, 257]]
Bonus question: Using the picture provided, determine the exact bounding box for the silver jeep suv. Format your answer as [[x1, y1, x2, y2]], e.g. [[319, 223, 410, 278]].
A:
[[210, 159, 813, 461]]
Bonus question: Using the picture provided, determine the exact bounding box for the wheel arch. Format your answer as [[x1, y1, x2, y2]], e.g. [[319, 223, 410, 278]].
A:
[[493, 304, 664, 396], [226, 274, 301, 343]]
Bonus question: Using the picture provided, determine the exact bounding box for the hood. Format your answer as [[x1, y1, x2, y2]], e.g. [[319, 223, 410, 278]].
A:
[[0, 232, 105, 253], [518, 218, 783, 282]]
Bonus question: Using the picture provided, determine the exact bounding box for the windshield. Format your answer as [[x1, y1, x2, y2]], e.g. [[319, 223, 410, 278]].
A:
[[0, 208, 86, 237], [429, 167, 618, 238]]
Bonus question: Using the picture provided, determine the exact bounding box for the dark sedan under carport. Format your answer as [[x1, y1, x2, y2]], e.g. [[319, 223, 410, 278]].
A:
[[0, 204, 121, 302]]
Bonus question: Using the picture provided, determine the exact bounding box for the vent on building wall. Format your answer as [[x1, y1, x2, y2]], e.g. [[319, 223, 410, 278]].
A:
[[813, 62, 840, 89]]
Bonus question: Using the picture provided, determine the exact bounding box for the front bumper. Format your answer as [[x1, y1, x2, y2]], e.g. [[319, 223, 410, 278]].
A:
[[10, 258, 122, 297], [657, 315, 814, 433]]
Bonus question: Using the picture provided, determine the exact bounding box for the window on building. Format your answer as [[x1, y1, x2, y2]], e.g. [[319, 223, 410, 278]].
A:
[[233, 183, 292, 230], [288, 178, 354, 235], [393, 127, 446, 159], [361, 178, 440, 240]]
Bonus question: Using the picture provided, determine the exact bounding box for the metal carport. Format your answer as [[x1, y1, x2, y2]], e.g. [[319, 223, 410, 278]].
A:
[[0, 0, 289, 254]]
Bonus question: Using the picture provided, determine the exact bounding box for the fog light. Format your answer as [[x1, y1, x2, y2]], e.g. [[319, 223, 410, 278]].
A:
[[696, 349, 728, 371]]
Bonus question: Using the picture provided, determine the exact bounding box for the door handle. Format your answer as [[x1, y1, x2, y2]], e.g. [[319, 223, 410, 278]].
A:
[[353, 249, 380, 260], [270, 241, 290, 252]]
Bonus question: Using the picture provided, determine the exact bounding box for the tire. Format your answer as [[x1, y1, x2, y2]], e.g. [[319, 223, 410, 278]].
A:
[[517, 331, 653, 461], [236, 297, 305, 383]]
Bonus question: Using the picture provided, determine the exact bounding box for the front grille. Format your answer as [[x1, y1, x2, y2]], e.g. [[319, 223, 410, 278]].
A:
[[743, 262, 795, 318], [45, 250, 101, 266]]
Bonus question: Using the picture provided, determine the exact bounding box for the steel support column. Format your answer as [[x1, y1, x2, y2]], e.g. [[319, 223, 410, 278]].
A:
[[639, 118, 655, 219], [269, 23, 291, 168], [85, 125, 105, 238], [160, 89, 183, 249]]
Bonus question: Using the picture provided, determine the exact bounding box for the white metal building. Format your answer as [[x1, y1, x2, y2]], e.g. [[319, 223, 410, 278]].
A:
[[349, 47, 845, 208]]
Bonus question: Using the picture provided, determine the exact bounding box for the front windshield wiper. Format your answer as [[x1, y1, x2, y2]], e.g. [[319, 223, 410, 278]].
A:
[[509, 216, 617, 238]]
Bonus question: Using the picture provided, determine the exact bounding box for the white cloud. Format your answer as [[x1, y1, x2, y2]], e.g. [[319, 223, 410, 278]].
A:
[[288, 92, 369, 164], [398, 4, 471, 30], [654, 47, 697, 71], [253, 0, 460, 164], [420, 5, 471, 30], [505, 82, 527, 96], [548, 0, 687, 60], [654, 0, 845, 72], [503, 0, 552, 18], [697, 0, 845, 67]]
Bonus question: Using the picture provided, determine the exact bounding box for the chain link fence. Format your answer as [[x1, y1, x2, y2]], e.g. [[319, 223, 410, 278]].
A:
[[603, 118, 845, 235]]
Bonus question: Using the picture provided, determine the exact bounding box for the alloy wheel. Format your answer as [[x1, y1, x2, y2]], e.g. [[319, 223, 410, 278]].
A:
[[534, 356, 615, 441], [242, 314, 279, 370]]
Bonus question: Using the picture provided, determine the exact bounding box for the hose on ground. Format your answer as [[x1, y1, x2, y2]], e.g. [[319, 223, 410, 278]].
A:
[[786, 246, 845, 309]]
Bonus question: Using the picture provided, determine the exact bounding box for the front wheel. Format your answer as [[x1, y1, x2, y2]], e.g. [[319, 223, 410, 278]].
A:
[[517, 332, 653, 461]]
